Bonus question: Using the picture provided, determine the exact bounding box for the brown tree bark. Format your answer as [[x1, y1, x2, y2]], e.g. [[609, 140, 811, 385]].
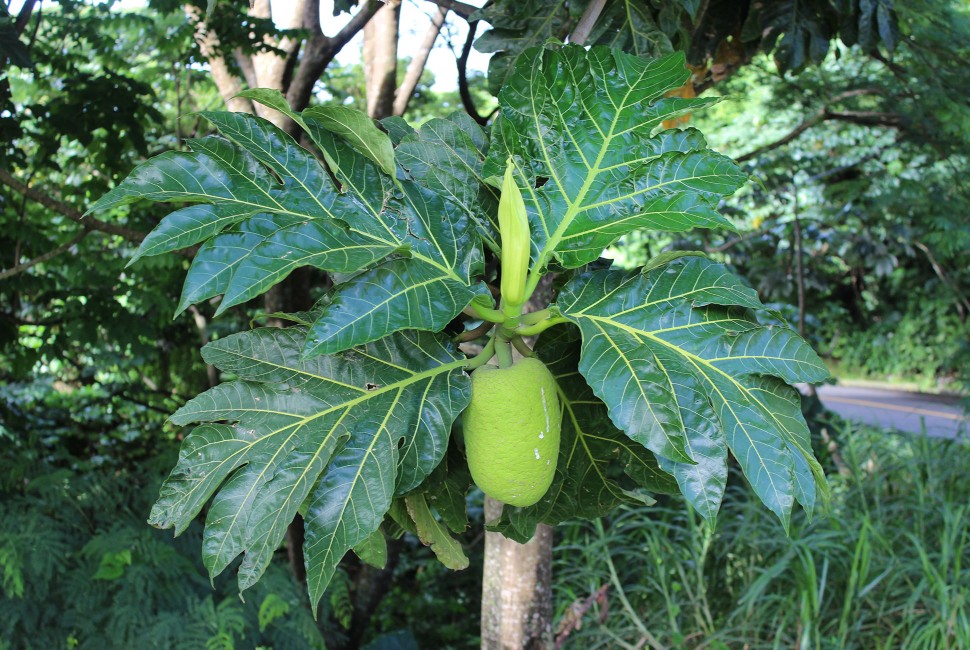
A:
[[363, 0, 401, 120], [393, 5, 447, 116], [482, 498, 554, 649]]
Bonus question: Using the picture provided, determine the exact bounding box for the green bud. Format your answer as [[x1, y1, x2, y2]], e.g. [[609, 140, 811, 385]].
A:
[[498, 157, 531, 308]]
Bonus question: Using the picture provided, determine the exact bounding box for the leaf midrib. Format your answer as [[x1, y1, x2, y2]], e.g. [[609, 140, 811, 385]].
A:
[[170, 357, 466, 540], [530, 50, 657, 273], [577, 313, 798, 512]]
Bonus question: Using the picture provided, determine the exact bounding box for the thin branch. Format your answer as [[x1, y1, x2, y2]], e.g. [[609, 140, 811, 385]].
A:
[[234, 47, 258, 89], [14, 0, 37, 34], [792, 183, 806, 338], [0, 230, 88, 280], [824, 109, 903, 129], [285, 0, 382, 123], [421, 0, 476, 20], [570, 0, 606, 46], [736, 89, 886, 163], [457, 18, 488, 125], [0, 167, 152, 244], [393, 5, 448, 116], [188, 304, 220, 388], [704, 226, 772, 254], [0, 311, 65, 327], [914, 241, 970, 320]]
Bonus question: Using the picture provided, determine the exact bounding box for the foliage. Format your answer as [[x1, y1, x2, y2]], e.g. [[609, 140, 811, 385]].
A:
[[0, 381, 327, 650], [88, 42, 830, 613], [608, 1, 970, 388], [1, 1, 223, 411], [553, 420, 970, 649], [322, 58, 496, 126], [472, 0, 902, 95]]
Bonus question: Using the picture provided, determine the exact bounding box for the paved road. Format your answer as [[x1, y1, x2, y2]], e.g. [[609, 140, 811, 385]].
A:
[[814, 384, 969, 438]]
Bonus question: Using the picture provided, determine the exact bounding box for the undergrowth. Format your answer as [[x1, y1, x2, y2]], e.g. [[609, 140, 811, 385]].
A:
[[552, 421, 970, 650], [0, 380, 328, 650]]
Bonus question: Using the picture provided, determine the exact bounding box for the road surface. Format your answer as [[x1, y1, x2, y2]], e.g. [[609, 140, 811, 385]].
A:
[[814, 384, 968, 438]]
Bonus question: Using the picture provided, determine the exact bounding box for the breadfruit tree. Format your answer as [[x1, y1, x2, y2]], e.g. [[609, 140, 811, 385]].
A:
[[89, 41, 828, 629]]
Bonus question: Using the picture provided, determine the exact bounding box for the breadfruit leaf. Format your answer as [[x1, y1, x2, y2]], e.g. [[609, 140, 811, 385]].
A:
[[147, 327, 470, 612], [483, 44, 747, 270], [88, 100, 483, 353], [395, 112, 500, 252], [557, 256, 829, 529]]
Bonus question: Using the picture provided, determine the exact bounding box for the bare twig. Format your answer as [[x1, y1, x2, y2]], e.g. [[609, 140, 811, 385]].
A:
[[914, 240, 970, 320], [0, 231, 88, 280], [792, 183, 806, 338], [421, 0, 476, 20], [704, 226, 772, 254], [737, 89, 887, 163], [188, 304, 220, 387], [14, 0, 38, 34], [554, 585, 610, 649], [455, 319, 494, 343], [393, 5, 448, 116]]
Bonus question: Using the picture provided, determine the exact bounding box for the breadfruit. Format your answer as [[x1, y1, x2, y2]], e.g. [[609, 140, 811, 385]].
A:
[[463, 357, 562, 507]]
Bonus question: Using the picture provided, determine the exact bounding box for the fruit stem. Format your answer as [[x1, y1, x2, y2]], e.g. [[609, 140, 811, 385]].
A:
[[455, 320, 494, 343], [463, 302, 507, 324], [510, 336, 535, 358], [465, 337, 496, 371], [515, 316, 570, 337], [520, 308, 551, 326], [495, 337, 514, 369]]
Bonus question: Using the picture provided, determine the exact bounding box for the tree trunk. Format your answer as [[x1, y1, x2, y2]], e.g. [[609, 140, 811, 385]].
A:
[[480, 275, 557, 649], [363, 0, 401, 120], [482, 498, 553, 649], [393, 5, 447, 116]]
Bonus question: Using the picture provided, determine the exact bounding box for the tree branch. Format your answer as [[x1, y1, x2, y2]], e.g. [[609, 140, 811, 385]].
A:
[[393, 5, 448, 116], [0, 167, 154, 244], [285, 0, 382, 123], [914, 240, 970, 320], [570, 0, 606, 46], [737, 89, 889, 163], [363, 0, 401, 120], [421, 0, 476, 20], [0, 230, 88, 280], [14, 0, 38, 34], [457, 18, 489, 125], [186, 4, 255, 114]]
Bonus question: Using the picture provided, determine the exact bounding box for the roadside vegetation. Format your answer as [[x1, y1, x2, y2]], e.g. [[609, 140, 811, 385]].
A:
[[1, 1, 967, 648], [3, 374, 968, 649], [552, 416, 970, 649]]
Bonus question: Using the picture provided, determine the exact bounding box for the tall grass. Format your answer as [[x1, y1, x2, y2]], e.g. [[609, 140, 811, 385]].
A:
[[552, 423, 970, 649]]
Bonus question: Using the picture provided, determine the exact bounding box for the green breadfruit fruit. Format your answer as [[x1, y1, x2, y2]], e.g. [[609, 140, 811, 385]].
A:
[[463, 357, 562, 507]]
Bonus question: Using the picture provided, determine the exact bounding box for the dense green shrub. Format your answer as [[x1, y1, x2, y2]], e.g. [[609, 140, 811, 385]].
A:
[[0, 381, 326, 650], [826, 298, 968, 385]]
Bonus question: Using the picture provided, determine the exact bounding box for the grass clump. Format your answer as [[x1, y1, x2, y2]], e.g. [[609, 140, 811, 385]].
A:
[[553, 422, 970, 649]]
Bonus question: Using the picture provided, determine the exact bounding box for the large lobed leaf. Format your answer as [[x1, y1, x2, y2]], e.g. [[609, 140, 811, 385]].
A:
[[87, 96, 486, 358], [483, 44, 747, 272], [147, 327, 470, 610], [558, 256, 829, 528]]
